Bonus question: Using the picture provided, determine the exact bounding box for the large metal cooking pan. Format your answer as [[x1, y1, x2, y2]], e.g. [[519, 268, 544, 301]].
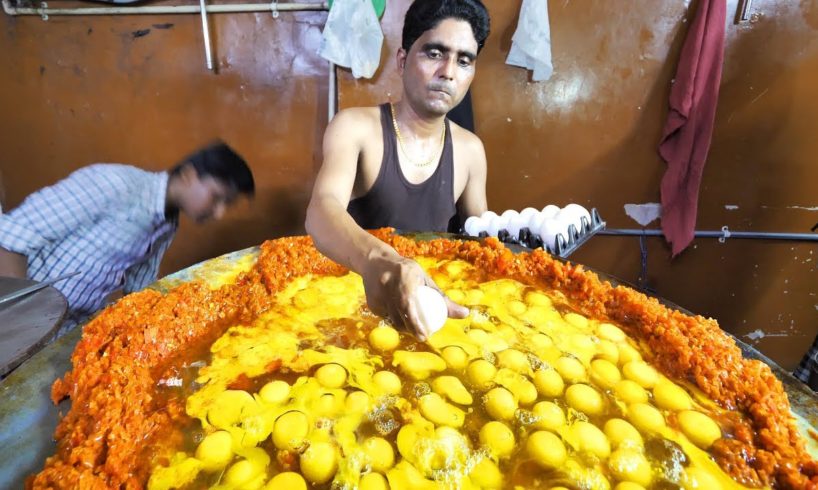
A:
[[1, 234, 816, 488]]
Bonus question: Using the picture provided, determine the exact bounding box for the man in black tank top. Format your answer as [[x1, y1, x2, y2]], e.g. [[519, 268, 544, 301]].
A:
[[306, 0, 491, 340]]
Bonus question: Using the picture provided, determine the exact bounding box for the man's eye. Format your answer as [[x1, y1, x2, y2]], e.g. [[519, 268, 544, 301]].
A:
[[427, 50, 442, 59], [458, 58, 472, 67]]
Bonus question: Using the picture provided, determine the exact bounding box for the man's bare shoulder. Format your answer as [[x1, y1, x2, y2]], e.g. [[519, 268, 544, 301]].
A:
[[449, 120, 486, 156], [328, 106, 382, 135]]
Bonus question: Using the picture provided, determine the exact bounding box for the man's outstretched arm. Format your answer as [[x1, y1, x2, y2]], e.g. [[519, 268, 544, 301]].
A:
[[306, 110, 467, 340]]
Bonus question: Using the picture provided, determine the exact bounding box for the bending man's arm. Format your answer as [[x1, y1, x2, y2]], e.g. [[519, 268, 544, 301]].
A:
[[0, 247, 26, 278], [0, 169, 21, 276], [306, 110, 467, 340]]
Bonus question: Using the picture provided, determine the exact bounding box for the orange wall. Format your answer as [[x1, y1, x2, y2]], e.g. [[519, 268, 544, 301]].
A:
[[3, 1, 818, 370], [339, 0, 818, 370]]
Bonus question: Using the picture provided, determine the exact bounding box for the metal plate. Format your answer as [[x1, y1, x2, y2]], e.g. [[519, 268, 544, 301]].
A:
[[1, 236, 816, 488], [0, 278, 67, 377]]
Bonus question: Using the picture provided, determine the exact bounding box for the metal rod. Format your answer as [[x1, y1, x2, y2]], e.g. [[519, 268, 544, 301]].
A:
[[598, 228, 818, 242], [199, 0, 214, 70], [328, 61, 337, 122], [738, 0, 754, 22], [2, 0, 328, 16], [0, 271, 80, 306]]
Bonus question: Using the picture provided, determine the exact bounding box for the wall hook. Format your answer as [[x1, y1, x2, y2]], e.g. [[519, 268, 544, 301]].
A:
[[719, 226, 732, 243]]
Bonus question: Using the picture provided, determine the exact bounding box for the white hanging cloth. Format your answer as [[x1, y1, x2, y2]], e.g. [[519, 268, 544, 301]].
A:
[[506, 0, 554, 82], [319, 0, 384, 79]]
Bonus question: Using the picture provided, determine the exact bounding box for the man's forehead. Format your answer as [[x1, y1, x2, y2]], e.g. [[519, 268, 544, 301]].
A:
[[202, 175, 236, 194], [415, 18, 478, 52]]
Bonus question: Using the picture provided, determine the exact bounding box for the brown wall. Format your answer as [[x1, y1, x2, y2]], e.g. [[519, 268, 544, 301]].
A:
[[339, 0, 818, 371], [0, 4, 329, 273], [3, 1, 818, 370]]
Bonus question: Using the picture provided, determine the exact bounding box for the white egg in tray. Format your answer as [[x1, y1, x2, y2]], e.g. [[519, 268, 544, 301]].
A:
[[462, 204, 606, 258]]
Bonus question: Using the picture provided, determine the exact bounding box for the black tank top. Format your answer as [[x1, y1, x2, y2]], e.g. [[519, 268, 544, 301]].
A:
[[348, 104, 456, 232]]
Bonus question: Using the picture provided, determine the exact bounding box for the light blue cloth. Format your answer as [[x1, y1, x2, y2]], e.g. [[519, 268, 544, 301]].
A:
[[319, 0, 384, 78]]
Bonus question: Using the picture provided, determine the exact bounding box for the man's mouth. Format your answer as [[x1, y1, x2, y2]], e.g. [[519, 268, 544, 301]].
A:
[[428, 85, 453, 97]]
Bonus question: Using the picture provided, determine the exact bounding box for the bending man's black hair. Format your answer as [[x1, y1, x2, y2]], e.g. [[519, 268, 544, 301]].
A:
[[172, 141, 254, 197]]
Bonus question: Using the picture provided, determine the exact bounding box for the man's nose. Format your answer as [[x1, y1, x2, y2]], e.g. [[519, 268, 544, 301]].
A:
[[438, 56, 456, 80]]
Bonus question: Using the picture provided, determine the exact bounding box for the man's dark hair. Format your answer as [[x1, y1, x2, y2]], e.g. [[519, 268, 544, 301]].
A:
[[402, 0, 490, 54], [172, 141, 254, 197]]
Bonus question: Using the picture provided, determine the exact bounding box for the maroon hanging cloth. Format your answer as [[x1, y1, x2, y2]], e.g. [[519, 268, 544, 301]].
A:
[[659, 0, 727, 256]]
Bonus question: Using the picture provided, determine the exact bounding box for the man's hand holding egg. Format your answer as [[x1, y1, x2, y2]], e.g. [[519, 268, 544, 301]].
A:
[[412, 285, 450, 341], [361, 253, 467, 342]]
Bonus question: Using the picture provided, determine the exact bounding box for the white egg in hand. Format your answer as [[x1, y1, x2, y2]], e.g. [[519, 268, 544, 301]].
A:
[[539, 218, 568, 252], [557, 204, 591, 234], [541, 205, 561, 219], [519, 207, 539, 222], [464, 216, 486, 236], [414, 285, 448, 338]]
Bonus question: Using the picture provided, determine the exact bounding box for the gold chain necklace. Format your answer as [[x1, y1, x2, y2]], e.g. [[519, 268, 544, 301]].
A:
[[390, 103, 446, 168]]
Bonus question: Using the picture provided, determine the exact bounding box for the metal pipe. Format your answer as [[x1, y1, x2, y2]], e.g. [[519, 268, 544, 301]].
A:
[[737, 0, 754, 23], [198, 0, 213, 70], [598, 228, 818, 242], [2, 0, 328, 17], [328, 61, 337, 122]]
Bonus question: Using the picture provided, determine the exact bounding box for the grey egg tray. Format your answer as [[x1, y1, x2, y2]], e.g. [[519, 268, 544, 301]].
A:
[[472, 208, 606, 258]]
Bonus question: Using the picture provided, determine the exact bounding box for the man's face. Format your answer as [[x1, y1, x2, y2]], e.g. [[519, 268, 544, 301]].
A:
[[177, 167, 237, 223], [398, 18, 479, 117]]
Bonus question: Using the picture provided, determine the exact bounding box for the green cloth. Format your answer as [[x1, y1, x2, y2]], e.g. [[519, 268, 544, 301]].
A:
[[328, 0, 385, 18]]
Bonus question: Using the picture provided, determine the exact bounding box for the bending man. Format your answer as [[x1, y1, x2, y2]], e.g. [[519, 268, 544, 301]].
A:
[[0, 141, 254, 336]]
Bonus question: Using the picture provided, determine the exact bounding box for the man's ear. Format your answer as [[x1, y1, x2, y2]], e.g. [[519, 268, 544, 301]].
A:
[[397, 48, 407, 75], [179, 163, 198, 184]]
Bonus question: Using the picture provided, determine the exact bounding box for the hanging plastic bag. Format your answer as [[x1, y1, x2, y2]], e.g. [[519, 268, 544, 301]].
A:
[[506, 0, 554, 82], [625, 203, 662, 227], [319, 0, 384, 79]]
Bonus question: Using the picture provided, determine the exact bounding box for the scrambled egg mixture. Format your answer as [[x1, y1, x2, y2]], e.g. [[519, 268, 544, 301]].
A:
[[148, 258, 760, 490]]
